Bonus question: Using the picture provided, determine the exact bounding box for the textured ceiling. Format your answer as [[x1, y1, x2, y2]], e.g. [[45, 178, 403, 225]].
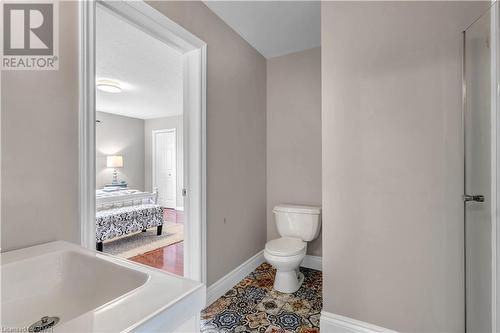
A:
[[204, 1, 320, 58], [96, 5, 183, 120]]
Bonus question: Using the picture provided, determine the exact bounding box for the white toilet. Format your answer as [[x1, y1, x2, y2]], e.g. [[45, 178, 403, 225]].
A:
[[264, 204, 321, 293]]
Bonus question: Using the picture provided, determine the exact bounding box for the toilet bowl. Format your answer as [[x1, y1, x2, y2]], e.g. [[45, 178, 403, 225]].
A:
[[264, 204, 321, 293], [264, 237, 307, 293]]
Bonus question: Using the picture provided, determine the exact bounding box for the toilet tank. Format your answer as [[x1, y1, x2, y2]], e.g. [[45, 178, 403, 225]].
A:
[[273, 204, 321, 241]]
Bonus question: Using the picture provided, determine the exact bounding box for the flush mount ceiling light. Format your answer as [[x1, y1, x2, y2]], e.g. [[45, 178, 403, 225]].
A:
[[96, 79, 122, 93]]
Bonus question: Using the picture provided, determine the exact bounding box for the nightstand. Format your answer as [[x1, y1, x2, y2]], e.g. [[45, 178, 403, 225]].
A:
[[104, 183, 128, 189]]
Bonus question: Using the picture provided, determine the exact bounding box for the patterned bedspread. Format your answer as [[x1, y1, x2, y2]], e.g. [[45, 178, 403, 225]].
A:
[[96, 204, 163, 242]]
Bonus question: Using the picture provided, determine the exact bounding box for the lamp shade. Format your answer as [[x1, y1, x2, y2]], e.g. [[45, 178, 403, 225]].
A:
[[106, 155, 123, 168]]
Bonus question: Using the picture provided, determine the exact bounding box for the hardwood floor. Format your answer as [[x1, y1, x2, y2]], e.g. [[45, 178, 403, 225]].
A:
[[129, 208, 184, 276], [164, 207, 183, 224]]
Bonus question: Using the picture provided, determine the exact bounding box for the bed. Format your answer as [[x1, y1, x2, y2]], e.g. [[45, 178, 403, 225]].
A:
[[96, 188, 158, 210], [95, 188, 164, 251]]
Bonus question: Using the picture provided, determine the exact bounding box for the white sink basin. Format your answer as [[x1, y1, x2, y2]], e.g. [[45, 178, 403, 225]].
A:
[[2, 250, 148, 328], [1, 241, 205, 332]]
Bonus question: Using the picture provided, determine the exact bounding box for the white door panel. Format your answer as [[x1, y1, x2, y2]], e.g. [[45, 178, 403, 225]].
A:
[[153, 130, 176, 208]]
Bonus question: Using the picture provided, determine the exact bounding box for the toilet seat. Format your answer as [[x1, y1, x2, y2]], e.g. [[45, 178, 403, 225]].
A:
[[265, 237, 306, 257]]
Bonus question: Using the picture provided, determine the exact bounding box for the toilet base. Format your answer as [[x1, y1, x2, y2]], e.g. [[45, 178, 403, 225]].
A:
[[273, 270, 304, 293]]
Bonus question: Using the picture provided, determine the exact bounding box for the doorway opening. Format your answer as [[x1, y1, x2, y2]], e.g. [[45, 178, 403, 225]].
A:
[[79, 0, 206, 284]]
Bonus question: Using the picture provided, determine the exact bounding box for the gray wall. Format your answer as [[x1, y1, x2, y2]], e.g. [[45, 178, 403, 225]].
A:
[[321, 2, 489, 331], [147, 1, 267, 285], [1, 1, 80, 251], [266, 47, 322, 256], [145, 116, 184, 208], [96, 112, 145, 191]]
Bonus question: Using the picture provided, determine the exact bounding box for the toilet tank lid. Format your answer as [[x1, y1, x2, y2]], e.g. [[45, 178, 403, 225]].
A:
[[273, 204, 321, 214]]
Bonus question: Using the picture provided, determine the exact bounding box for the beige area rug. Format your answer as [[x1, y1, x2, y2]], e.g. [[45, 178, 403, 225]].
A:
[[103, 222, 183, 258]]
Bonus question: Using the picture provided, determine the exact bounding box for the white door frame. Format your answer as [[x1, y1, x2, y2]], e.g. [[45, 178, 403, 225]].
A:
[[79, 0, 207, 284], [492, 3, 500, 331], [152, 128, 177, 209]]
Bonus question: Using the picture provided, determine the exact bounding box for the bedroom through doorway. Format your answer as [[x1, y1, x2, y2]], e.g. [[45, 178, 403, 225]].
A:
[[94, 3, 185, 276]]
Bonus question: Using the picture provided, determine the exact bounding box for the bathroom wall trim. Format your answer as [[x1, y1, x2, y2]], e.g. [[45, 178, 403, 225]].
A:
[[78, 0, 96, 251], [302, 255, 322, 271], [206, 250, 265, 306], [320, 311, 399, 333]]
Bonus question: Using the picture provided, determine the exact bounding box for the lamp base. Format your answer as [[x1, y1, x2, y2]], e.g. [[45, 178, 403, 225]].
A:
[[112, 169, 118, 184]]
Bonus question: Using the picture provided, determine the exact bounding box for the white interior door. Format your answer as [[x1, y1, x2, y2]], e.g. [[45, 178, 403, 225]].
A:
[[153, 129, 176, 208]]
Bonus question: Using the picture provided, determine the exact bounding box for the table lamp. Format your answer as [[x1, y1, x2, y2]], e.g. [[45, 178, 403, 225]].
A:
[[106, 155, 123, 185]]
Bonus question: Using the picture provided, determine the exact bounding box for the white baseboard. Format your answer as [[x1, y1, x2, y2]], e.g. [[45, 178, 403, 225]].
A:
[[206, 250, 265, 306], [320, 311, 398, 333], [175, 206, 184, 211], [301, 255, 322, 271]]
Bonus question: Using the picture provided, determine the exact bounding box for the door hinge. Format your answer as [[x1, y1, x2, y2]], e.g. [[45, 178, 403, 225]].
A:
[[182, 188, 187, 197]]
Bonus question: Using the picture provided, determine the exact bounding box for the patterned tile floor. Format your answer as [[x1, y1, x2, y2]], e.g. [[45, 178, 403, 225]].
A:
[[201, 263, 322, 333]]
